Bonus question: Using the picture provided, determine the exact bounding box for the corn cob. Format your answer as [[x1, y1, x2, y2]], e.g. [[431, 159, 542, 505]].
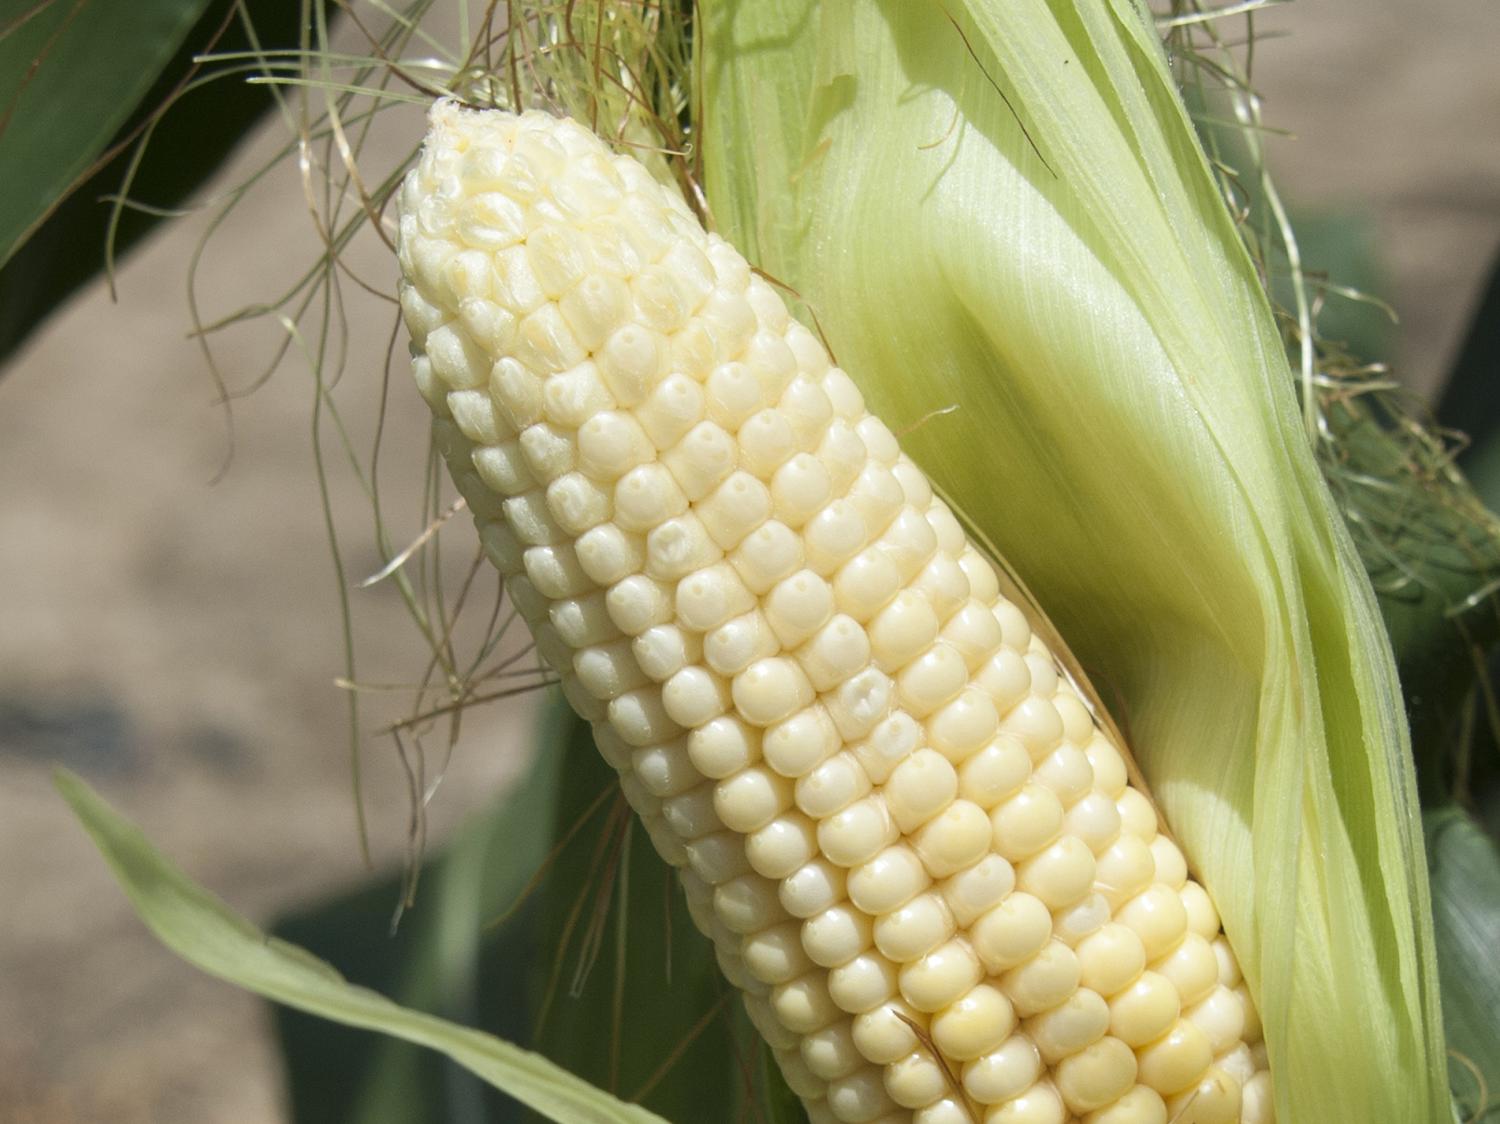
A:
[[396, 100, 1272, 1124]]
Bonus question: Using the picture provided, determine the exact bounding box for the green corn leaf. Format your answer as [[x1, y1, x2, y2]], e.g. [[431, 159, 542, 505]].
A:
[[54, 768, 667, 1124], [698, 1, 1447, 1119]]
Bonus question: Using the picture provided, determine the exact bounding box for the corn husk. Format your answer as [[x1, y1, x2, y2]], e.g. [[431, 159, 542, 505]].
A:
[[692, 2, 1446, 1120]]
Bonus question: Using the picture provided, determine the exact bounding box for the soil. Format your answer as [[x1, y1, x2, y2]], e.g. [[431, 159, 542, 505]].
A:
[[1, 4, 1496, 1121]]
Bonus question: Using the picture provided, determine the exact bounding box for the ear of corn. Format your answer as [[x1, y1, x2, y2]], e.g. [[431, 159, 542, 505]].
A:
[[694, 4, 1446, 1122], [399, 101, 1273, 1124]]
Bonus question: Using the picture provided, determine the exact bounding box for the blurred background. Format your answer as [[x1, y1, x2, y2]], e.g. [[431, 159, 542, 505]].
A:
[[1, 1, 1497, 1120]]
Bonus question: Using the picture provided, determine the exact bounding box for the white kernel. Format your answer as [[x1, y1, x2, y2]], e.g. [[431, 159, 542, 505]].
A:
[[614, 462, 689, 532], [597, 324, 663, 405], [700, 288, 757, 357], [854, 712, 922, 782], [1034, 745, 1094, 806], [885, 749, 958, 834], [730, 519, 805, 594], [847, 845, 931, 915], [846, 462, 907, 540], [631, 738, 697, 796], [804, 500, 869, 575], [574, 522, 641, 585], [1107, 971, 1180, 1046], [559, 271, 632, 351], [910, 554, 970, 623], [705, 610, 780, 676], [773, 973, 842, 1034], [1136, 1019, 1213, 1097], [1154, 932, 1219, 1008], [504, 490, 565, 545], [517, 423, 577, 483], [605, 573, 673, 635], [633, 624, 699, 681], [825, 666, 894, 741], [677, 562, 756, 632], [698, 471, 773, 549], [743, 922, 812, 985], [781, 857, 847, 918], [817, 421, 868, 494], [884, 1049, 948, 1110], [515, 304, 586, 375], [1117, 884, 1188, 960], [834, 548, 903, 622], [1053, 892, 1112, 947], [1066, 793, 1123, 854], [490, 356, 545, 430], [852, 999, 924, 1066], [827, 1066, 895, 1123], [992, 784, 1064, 861], [687, 716, 761, 778], [734, 657, 815, 726], [1026, 987, 1109, 1063], [976, 649, 1032, 714], [1083, 1086, 1167, 1124], [926, 691, 1001, 765], [573, 640, 647, 699], [971, 893, 1053, 974], [1085, 736, 1129, 798], [715, 765, 794, 833], [1164, 1065, 1241, 1124], [662, 665, 730, 727], [633, 264, 690, 333], [779, 377, 835, 450], [1004, 940, 1082, 1017], [458, 191, 526, 251], [796, 752, 873, 819], [962, 1034, 1041, 1104], [448, 388, 503, 445], [1055, 1036, 1138, 1115], [1148, 836, 1188, 892], [873, 892, 954, 962], [772, 453, 834, 528], [661, 783, 721, 841], [744, 330, 798, 401], [1016, 836, 1096, 909], [705, 360, 766, 429], [803, 904, 874, 968], [645, 513, 721, 580], [867, 591, 940, 672], [547, 472, 612, 536], [1022, 651, 1060, 699], [941, 854, 1016, 927], [577, 410, 654, 479], [912, 799, 992, 877], [1179, 882, 1221, 939], [636, 372, 705, 449], [609, 687, 683, 746], [745, 993, 801, 1050], [1185, 986, 1247, 1056], [828, 952, 899, 1014], [891, 459, 932, 510], [940, 601, 1004, 671], [818, 795, 897, 866], [999, 696, 1065, 758], [763, 570, 835, 648], [797, 615, 872, 693], [802, 1021, 863, 1081], [473, 440, 536, 496], [932, 983, 1016, 1061], [746, 812, 818, 879], [739, 408, 799, 477], [1094, 835, 1157, 910]]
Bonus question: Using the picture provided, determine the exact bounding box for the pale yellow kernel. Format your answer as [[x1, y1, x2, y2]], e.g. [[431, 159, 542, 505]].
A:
[[941, 854, 1016, 927], [1116, 788, 1159, 841], [1003, 940, 1082, 1017], [1026, 987, 1110, 1063], [976, 649, 1033, 715], [829, 952, 900, 1014], [765, 704, 841, 777], [746, 811, 819, 879], [971, 893, 1053, 974], [851, 999, 924, 1065], [524, 542, 595, 599], [985, 1079, 1066, 1124], [604, 573, 672, 636], [1107, 971, 1181, 1047], [921, 503, 964, 559], [868, 591, 942, 672], [773, 972, 842, 1034], [1094, 836, 1157, 910], [962, 1034, 1042, 1104], [1033, 745, 1094, 806], [900, 938, 983, 1013], [932, 983, 1015, 1061], [1242, 1071, 1274, 1124], [504, 489, 565, 546], [573, 639, 647, 700], [670, 320, 719, 375], [781, 857, 848, 919], [803, 1020, 863, 1081], [776, 1047, 827, 1100], [773, 453, 835, 528], [886, 749, 959, 834], [999, 696, 1065, 758], [660, 665, 728, 726], [703, 360, 764, 429], [613, 462, 688, 532], [559, 271, 632, 351], [797, 752, 872, 819], [1164, 1066, 1241, 1124], [884, 1049, 949, 1109], [891, 458, 933, 510], [835, 549, 904, 622], [1140, 839, 1184, 894], [804, 500, 870, 575], [1184, 986, 1246, 1056], [991, 600, 1032, 650], [703, 610, 777, 677], [827, 1066, 896, 1124], [873, 891, 955, 962], [714, 872, 787, 934], [926, 689, 1002, 764], [826, 666, 896, 742], [1077, 923, 1147, 998], [941, 601, 1005, 670], [1136, 1019, 1213, 1097], [1211, 937, 1241, 989], [635, 371, 705, 449], [645, 513, 721, 580], [817, 421, 868, 494], [634, 264, 691, 334], [700, 289, 757, 358], [897, 643, 970, 719], [687, 715, 761, 778], [780, 376, 836, 449], [851, 712, 922, 783], [1066, 793, 1123, 854], [448, 388, 503, 445], [846, 461, 906, 540], [960, 550, 1002, 606], [913, 799, 993, 878], [1235, 983, 1260, 1042], [798, 615, 873, 693], [1055, 1036, 1137, 1114], [731, 519, 806, 594], [516, 425, 578, 488], [764, 570, 835, 648], [684, 831, 751, 885], [734, 657, 815, 726], [992, 784, 1065, 861], [675, 563, 754, 632], [715, 765, 794, 834], [744, 921, 813, 985], [1021, 651, 1059, 698], [662, 420, 737, 501], [698, 471, 773, 550], [611, 686, 684, 746], [746, 993, 801, 1050], [1153, 933, 1218, 1008], [739, 407, 798, 477], [1118, 885, 1189, 961], [958, 737, 1031, 810], [1083, 1085, 1167, 1124], [910, 554, 971, 622], [744, 276, 790, 332], [559, 673, 608, 721], [592, 724, 636, 771], [1179, 883, 1220, 940], [663, 780, 720, 840], [474, 439, 536, 496], [803, 904, 874, 968], [819, 794, 898, 866], [875, 508, 938, 582], [914, 1098, 972, 1124], [631, 737, 698, 797], [1017, 836, 1096, 910], [597, 323, 663, 405], [634, 624, 697, 680], [847, 845, 931, 915], [1053, 892, 1111, 948]]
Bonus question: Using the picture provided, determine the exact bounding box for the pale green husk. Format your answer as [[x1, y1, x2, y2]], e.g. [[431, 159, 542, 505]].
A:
[[695, 1, 1445, 1120]]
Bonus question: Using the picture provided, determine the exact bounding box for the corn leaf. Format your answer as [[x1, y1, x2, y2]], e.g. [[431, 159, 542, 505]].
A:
[[698, 1, 1446, 1119], [54, 768, 667, 1124]]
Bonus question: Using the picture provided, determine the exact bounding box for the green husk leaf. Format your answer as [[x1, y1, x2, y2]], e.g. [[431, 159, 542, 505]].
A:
[[54, 768, 666, 1124], [698, 1, 1446, 1120]]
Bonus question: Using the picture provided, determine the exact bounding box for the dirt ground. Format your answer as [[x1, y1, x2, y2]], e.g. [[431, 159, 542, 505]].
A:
[[2, 3, 1496, 1122]]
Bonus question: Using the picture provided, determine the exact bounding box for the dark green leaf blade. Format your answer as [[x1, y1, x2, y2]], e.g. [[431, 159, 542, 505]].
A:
[[53, 767, 666, 1124]]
